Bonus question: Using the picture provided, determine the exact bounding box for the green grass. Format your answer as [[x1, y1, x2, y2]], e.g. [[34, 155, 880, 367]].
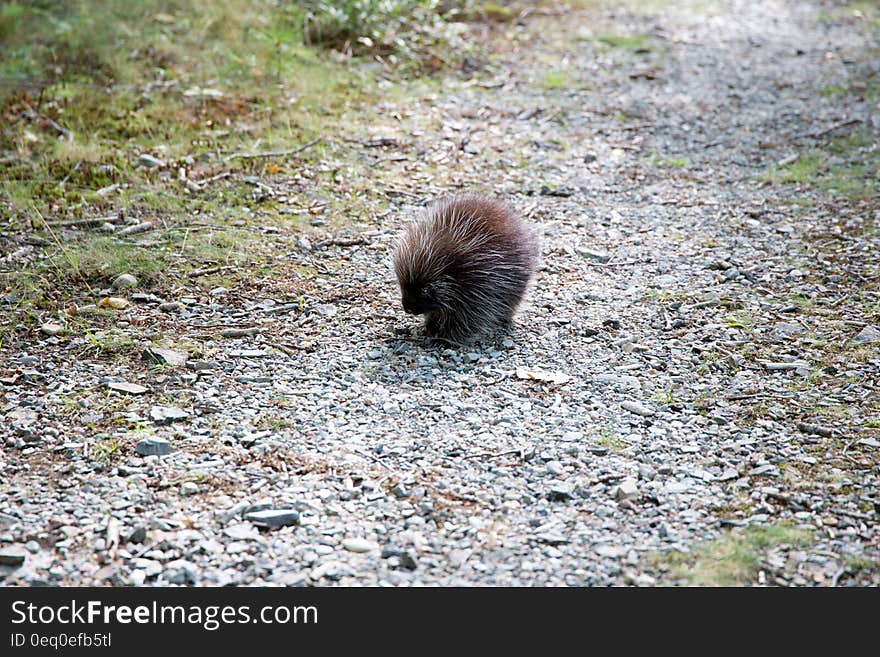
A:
[[94, 436, 124, 462], [652, 388, 676, 405], [0, 0, 507, 315], [787, 293, 815, 310], [256, 414, 292, 431], [761, 130, 879, 200], [80, 327, 135, 359], [818, 1, 880, 25], [4, 234, 170, 306], [765, 154, 823, 185], [59, 236, 168, 283], [821, 84, 848, 96], [0, 1, 362, 226], [647, 148, 687, 169], [650, 525, 815, 586], [0, 0, 484, 226], [542, 69, 574, 89], [594, 424, 626, 451], [724, 310, 753, 330], [645, 289, 688, 303], [596, 33, 650, 50]]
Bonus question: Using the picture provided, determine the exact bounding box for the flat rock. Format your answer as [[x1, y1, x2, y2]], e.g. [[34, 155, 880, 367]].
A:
[[224, 523, 261, 540], [134, 437, 173, 457], [230, 349, 268, 358], [547, 482, 574, 501], [852, 325, 880, 345], [220, 327, 259, 338], [535, 531, 569, 545], [245, 509, 300, 528], [0, 547, 27, 566], [107, 381, 149, 395], [186, 360, 218, 371], [594, 373, 641, 389], [770, 322, 802, 340], [143, 347, 188, 367], [749, 464, 780, 477], [594, 544, 624, 558], [576, 247, 612, 263], [149, 406, 189, 425], [763, 361, 810, 371], [718, 468, 740, 482]]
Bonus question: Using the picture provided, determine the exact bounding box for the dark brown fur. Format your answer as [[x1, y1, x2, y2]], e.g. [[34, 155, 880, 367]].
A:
[[392, 195, 540, 343]]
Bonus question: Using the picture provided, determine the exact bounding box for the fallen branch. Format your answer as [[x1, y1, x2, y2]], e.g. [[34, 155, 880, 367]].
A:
[[222, 137, 321, 162], [314, 237, 368, 249], [187, 265, 237, 278], [24, 103, 72, 140], [462, 448, 525, 461], [118, 221, 154, 236], [42, 215, 122, 228], [583, 259, 643, 267], [351, 448, 393, 471], [794, 117, 862, 141]]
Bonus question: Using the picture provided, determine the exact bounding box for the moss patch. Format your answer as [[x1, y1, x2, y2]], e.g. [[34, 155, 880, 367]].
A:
[[649, 525, 815, 586]]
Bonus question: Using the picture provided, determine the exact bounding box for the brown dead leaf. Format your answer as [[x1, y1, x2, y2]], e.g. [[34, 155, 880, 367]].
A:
[[98, 297, 129, 310]]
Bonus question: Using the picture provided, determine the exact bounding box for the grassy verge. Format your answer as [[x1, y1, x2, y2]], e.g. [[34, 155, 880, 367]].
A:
[[0, 0, 519, 325]]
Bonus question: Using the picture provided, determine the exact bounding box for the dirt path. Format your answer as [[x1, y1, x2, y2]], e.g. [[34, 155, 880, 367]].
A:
[[2, 0, 877, 586]]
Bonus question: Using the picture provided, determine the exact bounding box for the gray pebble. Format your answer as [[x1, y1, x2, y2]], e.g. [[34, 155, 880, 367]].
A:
[[621, 401, 655, 417], [112, 274, 138, 290]]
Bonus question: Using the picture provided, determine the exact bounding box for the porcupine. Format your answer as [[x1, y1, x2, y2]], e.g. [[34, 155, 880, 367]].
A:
[[392, 195, 540, 344]]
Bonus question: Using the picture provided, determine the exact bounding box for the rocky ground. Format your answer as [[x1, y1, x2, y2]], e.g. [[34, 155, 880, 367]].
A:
[[1, 0, 878, 586]]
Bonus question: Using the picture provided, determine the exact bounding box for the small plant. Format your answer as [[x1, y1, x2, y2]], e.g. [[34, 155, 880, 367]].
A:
[[543, 69, 573, 89], [256, 414, 291, 431], [724, 310, 753, 330], [788, 293, 815, 310], [648, 149, 687, 168], [645, 289, 688, 303], [94, 436, 123, 462], [81, 328, 135, 359], [653, 388, 675, 405], [594, 424, 626, 451]]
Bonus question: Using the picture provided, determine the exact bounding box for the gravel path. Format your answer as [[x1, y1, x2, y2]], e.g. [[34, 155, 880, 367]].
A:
[[2, 0, 878, 586]]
